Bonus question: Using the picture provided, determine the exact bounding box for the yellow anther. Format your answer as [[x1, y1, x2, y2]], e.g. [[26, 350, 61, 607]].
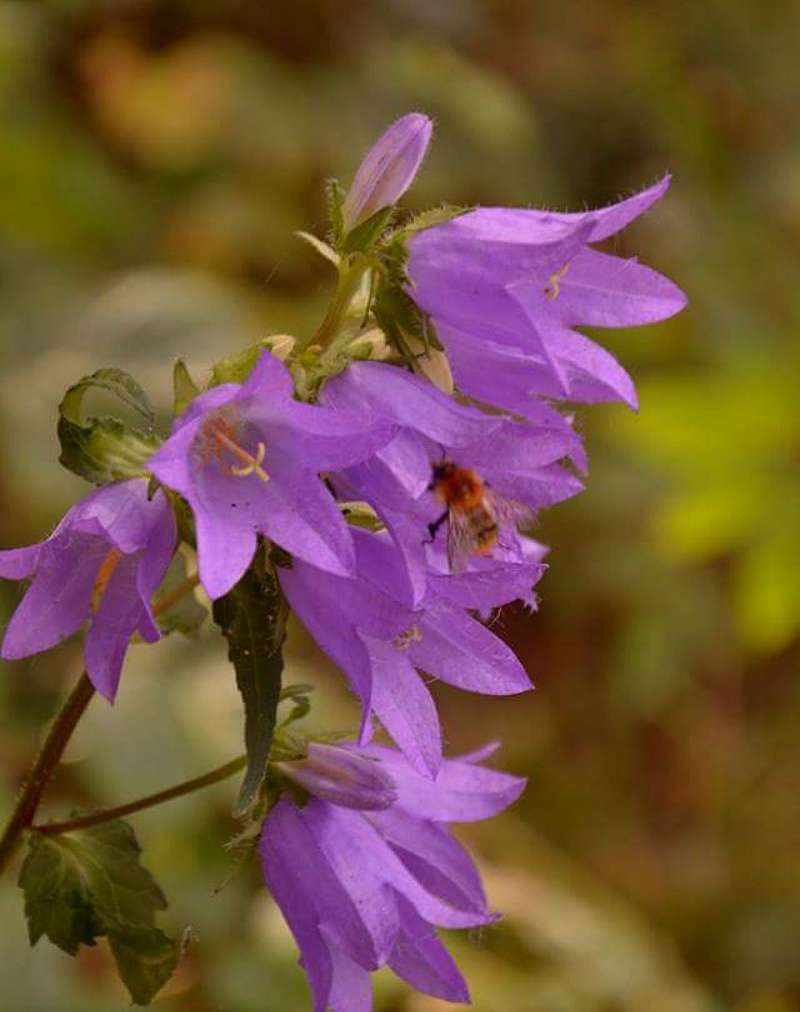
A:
[[213, 429, 270, 482], [230, 440, 269, 482], [90, 548, 123, 613], [544, 262, 571, 300]]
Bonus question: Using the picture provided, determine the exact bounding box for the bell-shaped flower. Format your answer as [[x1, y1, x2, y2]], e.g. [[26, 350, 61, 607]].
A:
[[148, 352, 396, 600], [341, 113, 433, 233], [321, 361, 582, 603], [278, 527, 538, 777], [260, 741, 524, 1012], [0, 479, 176, 701], [407, 176, 687, 411]]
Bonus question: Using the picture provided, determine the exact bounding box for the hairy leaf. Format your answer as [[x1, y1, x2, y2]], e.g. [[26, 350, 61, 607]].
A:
[[212, 566, 288, 816]]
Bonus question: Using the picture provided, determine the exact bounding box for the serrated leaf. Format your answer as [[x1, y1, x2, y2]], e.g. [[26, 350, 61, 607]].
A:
[[60, 368, 155, 428], [108, 927, 180, 1006], [19, 821, 169, 953], [212, 567, 288, 816], [18, 832, 99, 954], [172, 358, 200, 415], [153, 551, 207, 638]]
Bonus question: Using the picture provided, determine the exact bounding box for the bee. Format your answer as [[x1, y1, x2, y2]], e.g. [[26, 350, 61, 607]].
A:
[[426, 461, 536, 571]]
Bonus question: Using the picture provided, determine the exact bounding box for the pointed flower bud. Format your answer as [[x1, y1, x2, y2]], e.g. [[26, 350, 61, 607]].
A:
[[274, 741, 398, 811], [342, 113, 433, 233]]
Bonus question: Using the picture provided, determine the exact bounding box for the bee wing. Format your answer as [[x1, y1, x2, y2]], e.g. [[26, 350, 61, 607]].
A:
[[490, 492, 539, 533], [445, 504, 491, 573]]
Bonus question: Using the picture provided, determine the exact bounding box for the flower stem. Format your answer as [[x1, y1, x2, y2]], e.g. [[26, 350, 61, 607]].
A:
[[0, 570, 201, 876], [0, 673, 94, 875], [309, 255, 368, 350], [32, 755, 246, 836]]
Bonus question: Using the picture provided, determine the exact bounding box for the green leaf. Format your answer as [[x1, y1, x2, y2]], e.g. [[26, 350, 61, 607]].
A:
[[108, 927, 181, 1006], [153, 551, 207, 638], [58, 368, 160, 484], [212, 566, 288, 816], [59, 368, 155, 428], [19, 821, 181, 1005], [18, 832, 98, 955], [172, 358, 200, 415]]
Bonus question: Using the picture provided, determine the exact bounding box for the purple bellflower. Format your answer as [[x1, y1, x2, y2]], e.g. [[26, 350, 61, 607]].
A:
[[279, 526, 537, 776], [0, 479, 176, 701], [341, 113, 433, 233], [148, 352, 396, 600], [260, 741, 525, 1012], [321, 361, 583, 603], [407, 176, 687, 413]]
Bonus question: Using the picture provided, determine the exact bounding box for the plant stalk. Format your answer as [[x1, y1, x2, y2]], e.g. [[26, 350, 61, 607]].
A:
[[33, 755, 246, 836], [0, 570, 201, 875]]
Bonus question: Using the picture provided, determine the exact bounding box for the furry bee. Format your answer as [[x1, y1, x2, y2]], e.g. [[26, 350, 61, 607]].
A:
[[427, 461, 536, 571]]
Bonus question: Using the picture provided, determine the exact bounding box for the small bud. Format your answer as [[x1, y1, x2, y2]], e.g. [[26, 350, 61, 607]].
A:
[[342, 113, 433, 233], [274, 742, 397, 810], [263, 334, 296, 362]]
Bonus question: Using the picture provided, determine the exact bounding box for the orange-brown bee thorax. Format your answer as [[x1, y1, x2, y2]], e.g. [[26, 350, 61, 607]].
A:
[[432, 463, 485, 512]]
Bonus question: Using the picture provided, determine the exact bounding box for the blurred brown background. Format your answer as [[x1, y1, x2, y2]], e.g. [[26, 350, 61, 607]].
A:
[[1, 1, 799, 1009]]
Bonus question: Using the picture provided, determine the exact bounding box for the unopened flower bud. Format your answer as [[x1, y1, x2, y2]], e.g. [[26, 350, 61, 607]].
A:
[[342, 113, 433, 233], [274, 741, 398, 810]]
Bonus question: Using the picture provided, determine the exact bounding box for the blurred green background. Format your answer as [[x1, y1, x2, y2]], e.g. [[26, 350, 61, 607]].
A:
[[1, 1, 799, 1010]]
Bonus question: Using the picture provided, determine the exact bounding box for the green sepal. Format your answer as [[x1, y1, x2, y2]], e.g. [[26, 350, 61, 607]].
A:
[[325, 178, 346, 246], [57, 368, 161, 484], [212, 564, 288, 817], [153, 550, 206, 638], [172, 358, 200, 415], [295, 230, 340, 268], [19, 821, 180, 1005], [341, 206, 396, 254], [210, 340, 274, 386], [397, 203, 468, 236]]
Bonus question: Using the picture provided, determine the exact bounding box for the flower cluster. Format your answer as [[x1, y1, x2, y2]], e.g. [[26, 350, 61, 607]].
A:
[[0, 113, 685, 1009]]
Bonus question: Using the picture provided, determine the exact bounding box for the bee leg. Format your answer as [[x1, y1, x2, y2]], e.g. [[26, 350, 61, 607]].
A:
[[424, 512, 448, 545]]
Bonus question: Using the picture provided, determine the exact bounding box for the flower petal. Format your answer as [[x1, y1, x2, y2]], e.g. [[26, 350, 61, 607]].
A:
[[1, 537, 105, 660], [410, 604, 532, 695], [83, 557, 145, 701], [365, 635, 442, 778], [388, 895, 470, 1003]]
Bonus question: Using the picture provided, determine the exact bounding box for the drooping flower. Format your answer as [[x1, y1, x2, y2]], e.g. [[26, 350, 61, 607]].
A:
[[0, 479, 176, 701], [148, 351, 396, 600], [407, 176, 687, 412], [321, 361, 583, 603], [260, 741, 525, 1012], [279, 527, 537, 776], [342, 113, 433, 233]]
